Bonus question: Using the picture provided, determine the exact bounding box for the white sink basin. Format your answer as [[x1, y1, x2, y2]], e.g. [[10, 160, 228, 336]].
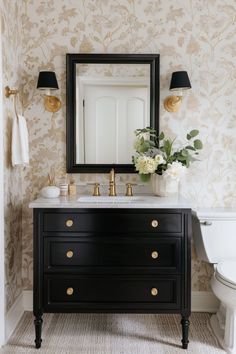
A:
[[77, 196, 145, 203]]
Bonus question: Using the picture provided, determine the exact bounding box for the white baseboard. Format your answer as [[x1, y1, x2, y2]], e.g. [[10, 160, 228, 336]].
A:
[[5, 293, 24, 343], [22, 290, 220, 313], [23, 290, 33, 311], [191, 291, 219, 313]]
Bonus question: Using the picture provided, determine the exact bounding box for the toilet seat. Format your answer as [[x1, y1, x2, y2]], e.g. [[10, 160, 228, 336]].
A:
[[215, 260, 236, 290]]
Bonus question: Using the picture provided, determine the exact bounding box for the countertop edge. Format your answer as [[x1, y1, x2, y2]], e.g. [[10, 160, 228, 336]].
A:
[[29, 195, 192, 209]]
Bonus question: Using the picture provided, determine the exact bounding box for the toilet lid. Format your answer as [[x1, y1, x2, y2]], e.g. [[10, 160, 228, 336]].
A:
[[216, 260, 236, 288]]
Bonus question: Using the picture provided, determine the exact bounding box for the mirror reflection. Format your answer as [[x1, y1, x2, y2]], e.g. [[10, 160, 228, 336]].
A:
[[75, 63, 150, 164]]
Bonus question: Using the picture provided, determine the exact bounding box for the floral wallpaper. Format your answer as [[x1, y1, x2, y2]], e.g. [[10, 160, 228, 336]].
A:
[[3, 0, 236, 311], [0, 0, 24, 312]]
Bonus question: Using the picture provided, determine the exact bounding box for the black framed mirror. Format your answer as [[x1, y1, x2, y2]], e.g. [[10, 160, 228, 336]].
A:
[[66, 53, 160, 173]]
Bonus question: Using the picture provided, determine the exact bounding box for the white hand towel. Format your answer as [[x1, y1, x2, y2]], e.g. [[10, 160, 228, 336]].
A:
[[12, 114, 29, 166]]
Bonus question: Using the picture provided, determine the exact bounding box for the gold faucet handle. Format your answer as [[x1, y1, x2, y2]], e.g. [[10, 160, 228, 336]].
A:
[[110, 168, 115, 182], [125, 183, 137, 197], [92, 183, 101, 196]]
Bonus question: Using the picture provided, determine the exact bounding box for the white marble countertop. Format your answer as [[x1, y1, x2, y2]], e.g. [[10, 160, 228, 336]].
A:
[[29, 194, 192, 209]]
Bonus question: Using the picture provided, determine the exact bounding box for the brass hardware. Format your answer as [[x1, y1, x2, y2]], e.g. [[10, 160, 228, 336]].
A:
[[93, 183, 101, 196], [66, 287, 74, 296], [109, 168, 117, 196], [151, 288, 158, 296], [66, 250, 73, 258], [125, 183, 136, 197], [66, 219, 73, 227], [5, 86, 21, 119], [151, 251, 159, 259], [44, 95, 61, 113], [151, 220, 159, 228], [164, 95, 182, 112], [5, 86, 19, 98]]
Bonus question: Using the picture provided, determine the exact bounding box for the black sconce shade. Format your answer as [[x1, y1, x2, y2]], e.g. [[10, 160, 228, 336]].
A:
[[169, 71, 191, 91], [37, 71, 59, 90]]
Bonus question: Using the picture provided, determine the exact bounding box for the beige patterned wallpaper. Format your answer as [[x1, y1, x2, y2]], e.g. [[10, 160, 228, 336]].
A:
[[3, 0, 236, 309], [1, 0, 24, 312]]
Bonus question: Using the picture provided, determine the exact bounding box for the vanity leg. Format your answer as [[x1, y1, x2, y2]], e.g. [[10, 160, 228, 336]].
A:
[[181, 316, 190, 349], [34, 315, 43, 349]]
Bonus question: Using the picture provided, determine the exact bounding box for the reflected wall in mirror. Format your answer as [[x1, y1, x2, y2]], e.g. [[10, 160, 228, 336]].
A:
[[76, 63, 150, 164], [67, 54, 160, 173]]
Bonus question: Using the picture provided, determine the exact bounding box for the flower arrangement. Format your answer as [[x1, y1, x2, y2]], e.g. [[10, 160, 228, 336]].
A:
[[133, 127, 203, 182]]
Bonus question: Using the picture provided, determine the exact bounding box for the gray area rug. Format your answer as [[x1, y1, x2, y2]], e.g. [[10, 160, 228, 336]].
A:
[[1, 312, 226, 353]]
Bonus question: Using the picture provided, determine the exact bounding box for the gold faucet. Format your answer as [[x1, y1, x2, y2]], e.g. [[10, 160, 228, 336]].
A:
[[109, 168, 117, 196]]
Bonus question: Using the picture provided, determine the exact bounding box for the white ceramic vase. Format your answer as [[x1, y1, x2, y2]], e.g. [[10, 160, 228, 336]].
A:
[[41, 186, 60, 198], [152, 174, 179, 197]]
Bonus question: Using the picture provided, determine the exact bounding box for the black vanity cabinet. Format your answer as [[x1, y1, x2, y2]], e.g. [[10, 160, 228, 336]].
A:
[[33, 208, 191, 349]]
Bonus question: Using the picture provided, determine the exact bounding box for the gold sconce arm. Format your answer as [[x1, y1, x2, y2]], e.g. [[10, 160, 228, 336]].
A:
[[44, 95, 61, 113], [164, 95, 183, 113]]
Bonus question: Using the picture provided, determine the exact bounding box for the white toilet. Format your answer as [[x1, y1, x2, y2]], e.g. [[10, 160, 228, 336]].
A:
[[193, 208, 236, 354]]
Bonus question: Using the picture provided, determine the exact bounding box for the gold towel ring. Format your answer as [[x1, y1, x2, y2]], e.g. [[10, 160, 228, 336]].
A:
[[5, 86, 23, 119]]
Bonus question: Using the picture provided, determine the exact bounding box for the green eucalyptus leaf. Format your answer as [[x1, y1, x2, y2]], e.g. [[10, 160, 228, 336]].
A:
[[177, 156, 187, 161], [159, 131, 165, 140], [190, 129, 199, 138], [182, 149, 189, 157], [187, 134, 191, 140], [186, 145, 195, 151], [163, 139, 172, 157], [139, 141, 150, 153], [194, 139, 203, 150]]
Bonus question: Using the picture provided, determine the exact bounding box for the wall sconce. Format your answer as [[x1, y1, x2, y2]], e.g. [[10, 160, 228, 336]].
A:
[[36, 71, 61, 113], [164, 71, 191, 112]]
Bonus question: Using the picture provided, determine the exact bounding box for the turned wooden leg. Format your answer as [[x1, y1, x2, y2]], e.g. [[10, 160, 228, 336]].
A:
[[181, 316, 190, 349], [34, 316, 43, 349]]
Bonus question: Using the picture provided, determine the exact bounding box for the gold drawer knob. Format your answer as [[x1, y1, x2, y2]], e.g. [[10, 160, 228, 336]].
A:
[[151, 288, 158, 296], [151, 251, 159, 259], [66, 287, 74, 296], [66, 250, 73, 258], [66, 219, 73, 227], [151, 219, 159, 228]]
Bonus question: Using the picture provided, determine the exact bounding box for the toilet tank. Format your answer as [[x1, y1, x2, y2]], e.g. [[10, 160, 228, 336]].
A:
[[192, 208, 236, 264]]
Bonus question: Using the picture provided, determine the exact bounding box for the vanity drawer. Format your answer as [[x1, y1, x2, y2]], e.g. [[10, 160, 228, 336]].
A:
[[43, 210, 182, 234], [44, 237, 181, 273], [44, 275, 180, 309]]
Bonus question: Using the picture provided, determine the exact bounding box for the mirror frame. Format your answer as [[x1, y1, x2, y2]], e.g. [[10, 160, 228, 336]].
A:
[[66, 53, 160, 173]]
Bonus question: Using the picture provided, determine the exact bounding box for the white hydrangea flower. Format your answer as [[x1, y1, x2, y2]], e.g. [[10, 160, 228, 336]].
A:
[[135, 156, 157, 174], [164, 161, 186, 180], [154, 154, 164, 165]]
